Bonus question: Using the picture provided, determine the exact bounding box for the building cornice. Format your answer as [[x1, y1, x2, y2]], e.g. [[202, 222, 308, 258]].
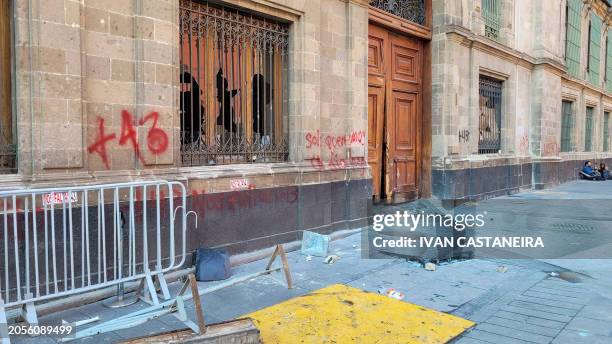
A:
[[345, 0, 370, 8], [443, 25, 566, 75], [561, 74, 612, 99]]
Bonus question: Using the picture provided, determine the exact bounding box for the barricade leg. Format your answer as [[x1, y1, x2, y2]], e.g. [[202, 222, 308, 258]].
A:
[[0, 300, 10, 344], [20, 293, 38, 326], [153, 269, 170, 301]]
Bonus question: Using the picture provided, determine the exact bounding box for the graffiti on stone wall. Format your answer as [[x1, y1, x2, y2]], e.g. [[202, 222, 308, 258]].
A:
[[458, 129, 470, 143], [230, 178, 253, 190], [88, 110, 169, 169], [304, 130, 367, 171], [543, 142, 560, 156], [189, 187, 298, 220]]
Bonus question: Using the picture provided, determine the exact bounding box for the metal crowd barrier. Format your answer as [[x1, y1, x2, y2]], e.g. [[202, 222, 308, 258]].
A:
[[0, 180, 195, 326]]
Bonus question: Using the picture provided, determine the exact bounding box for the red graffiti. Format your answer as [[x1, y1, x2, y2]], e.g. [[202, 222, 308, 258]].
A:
[[139, 111, 169, 154], [305, 130, 366, 150], [543, 142, 560, 156], [88, 110, 170, 168], [305, 130, 368, 174], [189, 187, 299, 220], [119, 110, 143, 163], [88, 117, 117, 169]]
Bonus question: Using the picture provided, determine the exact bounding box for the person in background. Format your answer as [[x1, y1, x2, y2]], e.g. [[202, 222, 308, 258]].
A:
[[599, 162, 610, 180], [581, 161, 601, 180]]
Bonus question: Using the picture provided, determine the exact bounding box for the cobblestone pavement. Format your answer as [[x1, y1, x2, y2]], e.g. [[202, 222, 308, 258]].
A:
[[14, 180, 612, 344]]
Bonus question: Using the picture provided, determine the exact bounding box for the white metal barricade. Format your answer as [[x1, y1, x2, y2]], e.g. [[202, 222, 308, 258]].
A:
[[0, 180, 195, 327]]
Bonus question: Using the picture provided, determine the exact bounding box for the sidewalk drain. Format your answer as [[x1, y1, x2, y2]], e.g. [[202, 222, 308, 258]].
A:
[[550, 223, 594, 232]]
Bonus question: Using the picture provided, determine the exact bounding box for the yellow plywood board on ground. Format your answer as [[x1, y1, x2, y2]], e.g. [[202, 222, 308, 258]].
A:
[[243, 284, 475, 344]]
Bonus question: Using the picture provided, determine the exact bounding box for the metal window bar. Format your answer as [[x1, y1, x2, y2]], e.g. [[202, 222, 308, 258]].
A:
[[179, 1, 289, 166], [370, 0, 426, 26], [478, 76, 502, 154], [482, 0, 501, 40], [604, 112, 609, 151], [585, 107, 593, 152], [561, 101, 573, 152]]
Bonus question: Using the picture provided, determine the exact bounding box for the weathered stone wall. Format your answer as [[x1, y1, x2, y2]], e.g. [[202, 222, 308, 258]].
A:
[[432, 0, 612, 200]]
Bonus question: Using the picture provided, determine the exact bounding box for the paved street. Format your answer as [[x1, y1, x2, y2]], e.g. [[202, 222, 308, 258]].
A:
[[16, 180, 612, 343]]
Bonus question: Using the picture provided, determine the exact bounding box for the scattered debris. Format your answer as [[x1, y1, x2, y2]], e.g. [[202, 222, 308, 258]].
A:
[[379, 287, 405, 300], [549, 271, 560, 277], [301, 230, 330, 257], [496, 265, 508, 273], [352, 244, 358, 248], [424, 262, 436, 271], [305, 255, 312, 261], [324, 254, 341, 264]]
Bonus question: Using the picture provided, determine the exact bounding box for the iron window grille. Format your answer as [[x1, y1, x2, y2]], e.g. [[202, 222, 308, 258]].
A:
[[370, 0, 426, 26], [585, 107, 594, 152], [179, 1, 289, 166], [0, 1, 15, 174], [605, 111, 610, 151], [478, 76, 502, 154], [561, 101, 574, 152], [482, 0, 501, 41]]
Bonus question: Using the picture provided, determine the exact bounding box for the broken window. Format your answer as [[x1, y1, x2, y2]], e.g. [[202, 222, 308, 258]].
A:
[[179, 1, 289, 166]]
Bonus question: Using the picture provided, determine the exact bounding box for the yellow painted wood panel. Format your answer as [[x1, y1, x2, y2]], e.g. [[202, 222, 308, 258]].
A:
[[244, 284, 474, 344]]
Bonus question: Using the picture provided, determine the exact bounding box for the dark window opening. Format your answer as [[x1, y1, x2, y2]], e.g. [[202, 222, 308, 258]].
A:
[[585, 107, 594, 152], [561, 100, 573, 152], [587, 20, 592, 72]]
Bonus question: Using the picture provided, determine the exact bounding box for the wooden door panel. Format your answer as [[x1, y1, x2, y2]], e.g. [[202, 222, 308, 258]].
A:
[[385, 33, 422, 202], [391, 42, 420, 85], [368, 24, 388, 201], [368, 84, 384, 199], [389, 91, 418, 193]]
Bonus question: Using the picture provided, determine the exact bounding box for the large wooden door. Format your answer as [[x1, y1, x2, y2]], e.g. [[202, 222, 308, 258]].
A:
[[368, 25, 386, 201], [368, 24, 422, 203]]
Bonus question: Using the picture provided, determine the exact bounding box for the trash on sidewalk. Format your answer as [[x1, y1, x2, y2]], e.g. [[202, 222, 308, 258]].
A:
[[305, 255, 313, 261], [379, 287, 405, 300], [424, 262, 437, 271], [324, 254, 341, 264], [301, 230, 330, 257], [496, 265, 508, 273], [549, 271, 560, 277], [194, 247, 232, 281]]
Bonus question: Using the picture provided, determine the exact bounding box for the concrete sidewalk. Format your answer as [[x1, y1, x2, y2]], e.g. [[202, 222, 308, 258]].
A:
[[14, 180, 612, 344]]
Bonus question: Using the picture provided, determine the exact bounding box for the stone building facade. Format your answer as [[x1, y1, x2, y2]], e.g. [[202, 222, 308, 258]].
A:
[[0, 0, 371, 254], [431, 0, 612, 200]]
